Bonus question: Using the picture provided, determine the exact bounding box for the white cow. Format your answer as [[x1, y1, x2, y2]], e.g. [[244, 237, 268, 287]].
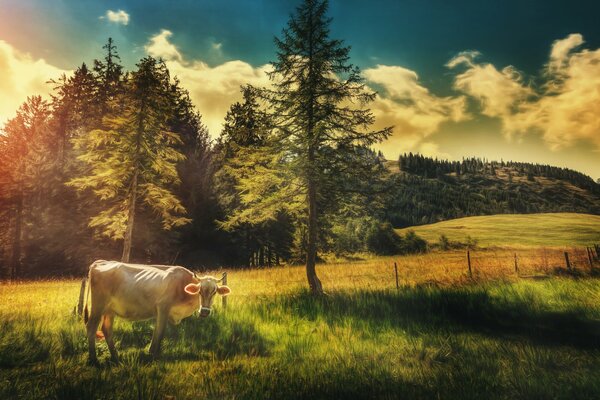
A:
[[83, 260, 230, 364]]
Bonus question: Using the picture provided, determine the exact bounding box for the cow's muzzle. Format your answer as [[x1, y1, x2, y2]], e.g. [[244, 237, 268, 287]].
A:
[[199, 307, 212, 318]]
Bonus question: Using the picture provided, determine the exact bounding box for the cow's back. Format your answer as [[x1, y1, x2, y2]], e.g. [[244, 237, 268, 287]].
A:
[[89, 261, 197, 321]]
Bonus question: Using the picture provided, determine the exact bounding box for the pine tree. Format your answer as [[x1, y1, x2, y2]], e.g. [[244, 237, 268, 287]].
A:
[[0, 96, 53, 278], [93, 38, 124, 115], [226, 0, 391, 293], [216, 87, 294, 267], [69, 57, 190, 262]]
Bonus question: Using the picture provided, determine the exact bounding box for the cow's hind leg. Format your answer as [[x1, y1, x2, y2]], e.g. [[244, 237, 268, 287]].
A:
[[101, 314, 119, 363], [86, 308, 102, 366], [149, 306, 168, 359]]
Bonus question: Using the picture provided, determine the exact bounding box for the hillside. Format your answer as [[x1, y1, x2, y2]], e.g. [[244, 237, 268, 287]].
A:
[[382, 154, 600, 227], [396, 213, 600, 248]]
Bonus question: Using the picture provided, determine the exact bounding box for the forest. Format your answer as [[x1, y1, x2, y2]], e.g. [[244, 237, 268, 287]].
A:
[[0, 0, 393, 287], [1, 1, 599, 284], [384, 153, 600, 227]]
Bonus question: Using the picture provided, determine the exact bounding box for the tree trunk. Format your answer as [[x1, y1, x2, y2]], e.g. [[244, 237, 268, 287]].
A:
[[304, 4, 322, 295], [121, 170, 138, 263], [306, 177, 323, 294], [10, 197, 23, 280], [259, 246, 265, 268]]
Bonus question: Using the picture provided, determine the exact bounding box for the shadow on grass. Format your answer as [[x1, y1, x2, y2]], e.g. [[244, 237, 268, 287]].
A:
[[117, 314, 270, 361], [267, 285, 600, 350]]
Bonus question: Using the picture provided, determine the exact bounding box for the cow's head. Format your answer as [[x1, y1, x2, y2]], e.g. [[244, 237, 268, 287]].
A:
[[184, 277, 230, 318]]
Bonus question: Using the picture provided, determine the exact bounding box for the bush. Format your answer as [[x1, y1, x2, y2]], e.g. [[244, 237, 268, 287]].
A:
[[366, 223, 428, 255], [366, 222, 403, 255], [438, 234, 451, 250], [402, 230, 427, 254]]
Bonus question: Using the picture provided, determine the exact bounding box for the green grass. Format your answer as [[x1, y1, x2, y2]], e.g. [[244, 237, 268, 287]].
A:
[[397, 212, 600, 248], [1, 275, 600, 399]]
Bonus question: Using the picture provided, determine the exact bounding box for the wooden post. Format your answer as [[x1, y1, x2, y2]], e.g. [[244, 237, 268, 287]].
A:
[[514, 253, 518, 274], [77, 277, 86, 317], [595, 244, 600, 260], [394, 262, 399, 289], [221, 272, 228, 309], [564, 252, 571, 271], [467, 251, 472, 278], [587, 247, 594, 270]]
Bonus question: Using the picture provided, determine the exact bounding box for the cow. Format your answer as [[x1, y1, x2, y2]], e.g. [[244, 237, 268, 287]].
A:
[[83, 260, 231, 365]]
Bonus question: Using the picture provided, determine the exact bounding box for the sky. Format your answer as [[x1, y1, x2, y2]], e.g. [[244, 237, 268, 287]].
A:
[[1, 0, 599, 179]]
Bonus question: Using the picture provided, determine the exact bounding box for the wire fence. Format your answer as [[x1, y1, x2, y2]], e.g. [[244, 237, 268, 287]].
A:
[[220, 244, 600, 298]]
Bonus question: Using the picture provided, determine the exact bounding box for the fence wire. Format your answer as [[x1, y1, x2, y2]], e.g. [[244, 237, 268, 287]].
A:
[[216, 246, 600, 298]]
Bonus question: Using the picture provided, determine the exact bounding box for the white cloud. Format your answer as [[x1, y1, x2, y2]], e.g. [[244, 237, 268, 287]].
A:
[[448, 51, 533, 122], [548, 33, 583, 73], [449, 34, 600, 150], [104, 10, 130, 25], [364, 65, 468, 153], [0, 40, 69, 126], [145, 30, 270, 136], [145, 29, 182, 62]]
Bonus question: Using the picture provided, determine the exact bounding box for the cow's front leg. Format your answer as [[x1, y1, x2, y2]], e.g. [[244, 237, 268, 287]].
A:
[[149, 306, 168, 359]]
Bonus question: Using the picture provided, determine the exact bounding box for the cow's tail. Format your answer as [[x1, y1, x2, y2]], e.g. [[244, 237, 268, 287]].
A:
[[83, 261, 98, 325], [83, 272, 90, 324]]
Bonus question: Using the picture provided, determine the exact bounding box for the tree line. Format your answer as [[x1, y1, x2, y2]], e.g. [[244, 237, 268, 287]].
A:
[[0, 0, 395, 294], [385, 154, 600, 227], [2, 1, 596, 291], [399, 153, 600, 193]]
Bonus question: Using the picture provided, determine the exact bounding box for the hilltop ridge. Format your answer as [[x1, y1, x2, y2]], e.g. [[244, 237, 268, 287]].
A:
[[382, 154, 600, 227]]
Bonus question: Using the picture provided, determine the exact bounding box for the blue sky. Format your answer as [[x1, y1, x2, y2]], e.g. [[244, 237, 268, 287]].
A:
[[1, 0, 599, 178]]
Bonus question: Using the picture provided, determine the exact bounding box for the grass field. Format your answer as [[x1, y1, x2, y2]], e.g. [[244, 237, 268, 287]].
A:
[[1, 248, 600, 399], [396, 213, 600, 248]]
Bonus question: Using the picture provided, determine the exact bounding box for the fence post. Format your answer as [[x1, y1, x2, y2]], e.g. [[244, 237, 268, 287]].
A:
[[222, 272, 228, 309], [514, 253, 518, 274], [77, 277, 86, 317], [564, 252, 571, 271], [394, 262, 399, 289], [467, 250, 472, 278], [587, 247, 593, 269], [595, 244, 600, 260]]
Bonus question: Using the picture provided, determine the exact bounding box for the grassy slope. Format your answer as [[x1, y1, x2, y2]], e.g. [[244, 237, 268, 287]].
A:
[[397, 212, 600, 248], [1, 253, 600, 399]]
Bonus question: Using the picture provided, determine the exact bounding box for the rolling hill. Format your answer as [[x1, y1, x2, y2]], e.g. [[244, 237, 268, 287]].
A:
[[396, 212, 600, 248], [382, 154, 600, 227]]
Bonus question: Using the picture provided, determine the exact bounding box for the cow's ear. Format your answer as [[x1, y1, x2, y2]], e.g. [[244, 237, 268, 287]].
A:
[[184, 283, 201, 295], [217, 285, 231, 296]]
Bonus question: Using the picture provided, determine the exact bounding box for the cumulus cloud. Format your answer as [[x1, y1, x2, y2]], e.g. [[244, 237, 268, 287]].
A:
[[0, 40, 68, 125], [448, 52, 533, 120], [548, 33, 583, 73], [449, 34, 600, 150], [145, 29, 182, 61], [103, 10, 130, 25], [145, 30, 270, 135], [364, 65, 468, 152]]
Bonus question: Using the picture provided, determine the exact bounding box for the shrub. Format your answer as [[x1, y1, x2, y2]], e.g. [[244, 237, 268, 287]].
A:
[[438, 234, 451, 250], [366, 222, 403, 255], [402, 230, 428, 254]]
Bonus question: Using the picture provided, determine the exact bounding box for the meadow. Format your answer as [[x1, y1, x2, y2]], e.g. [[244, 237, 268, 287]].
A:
[[1, 246, 600, 399], [396, 213, 600, 248]]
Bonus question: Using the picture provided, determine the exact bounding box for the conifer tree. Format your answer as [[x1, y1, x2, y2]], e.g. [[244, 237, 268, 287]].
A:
[[69, 57, 190, 262], [93, 38, 124, 115], [225, 0, 391, 293], [0, 96, 53, 278], [216, 87, 294, 266]]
